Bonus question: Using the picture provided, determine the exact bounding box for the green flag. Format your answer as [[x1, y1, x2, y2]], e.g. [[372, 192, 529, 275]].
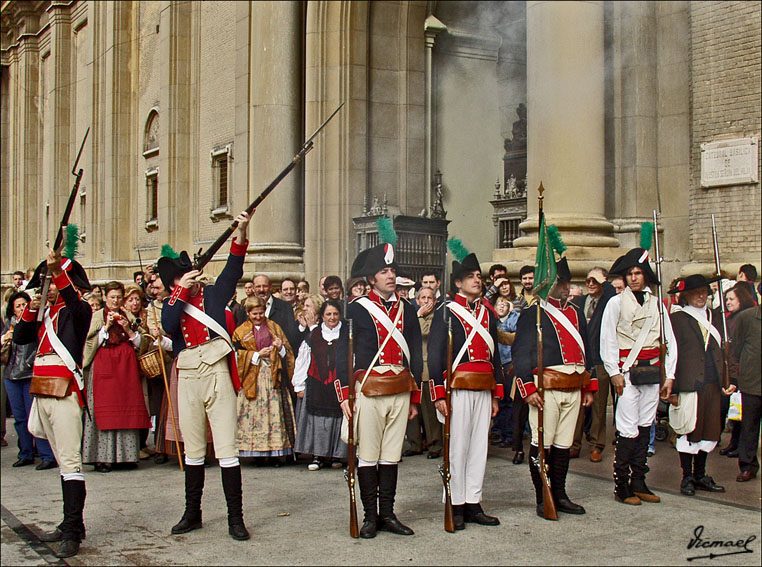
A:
[[532, 211, 556, 301]]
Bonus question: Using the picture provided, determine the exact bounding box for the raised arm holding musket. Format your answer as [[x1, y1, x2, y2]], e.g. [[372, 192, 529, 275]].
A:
[[427, 239, 503, 530], [335, 218, 423, 539], [14, 242, 93, 559], [157, 210, 251, 542]]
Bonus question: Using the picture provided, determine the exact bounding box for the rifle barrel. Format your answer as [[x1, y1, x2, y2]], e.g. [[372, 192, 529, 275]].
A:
[[711, 215, 731, 389], [193, 103, 344, 270]]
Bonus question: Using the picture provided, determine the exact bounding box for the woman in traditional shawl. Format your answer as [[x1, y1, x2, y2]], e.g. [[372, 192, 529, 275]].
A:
[[292, 300, 349, 470], [233, 296, 295, 465], [82, 281, 151, 472]]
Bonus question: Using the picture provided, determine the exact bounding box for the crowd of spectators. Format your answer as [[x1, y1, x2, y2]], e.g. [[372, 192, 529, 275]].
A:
[[1, 260, 759, 490]]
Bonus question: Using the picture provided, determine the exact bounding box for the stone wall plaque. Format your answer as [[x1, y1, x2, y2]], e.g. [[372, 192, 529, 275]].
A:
[[700, 137, 758, 188]]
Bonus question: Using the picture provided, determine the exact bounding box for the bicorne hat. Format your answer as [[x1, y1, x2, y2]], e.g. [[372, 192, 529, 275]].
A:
[[157, 248, 194, 290], [609, 248, 659, 286], [350, 244, 398, 278], [667, 273, 720, 295], [26, 257, 92, 292], [555, 257, 572, 282]]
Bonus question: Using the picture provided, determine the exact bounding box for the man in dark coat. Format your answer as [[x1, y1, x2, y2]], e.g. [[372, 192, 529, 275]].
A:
[[571, 267, 617, 461], [730, 304, 761, 481], [253, 274, 302, 352], [669, 274, 735, 496]]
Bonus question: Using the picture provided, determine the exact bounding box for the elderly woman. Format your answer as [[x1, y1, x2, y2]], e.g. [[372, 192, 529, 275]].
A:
[[82, 281, 151, 472], [2, 291, 57, 469], [233, 296, 296, 465], [292, 300, 349, 470]]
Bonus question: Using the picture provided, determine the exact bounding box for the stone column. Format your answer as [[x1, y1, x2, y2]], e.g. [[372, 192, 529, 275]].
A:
[[495, 1, 619, 277], [247, 0, 304, 276], [424, 15, 447, 213], [518, 0, 616, 248]]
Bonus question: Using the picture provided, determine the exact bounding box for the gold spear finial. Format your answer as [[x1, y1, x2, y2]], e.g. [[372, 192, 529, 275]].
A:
[[538, 181, 545, 198]]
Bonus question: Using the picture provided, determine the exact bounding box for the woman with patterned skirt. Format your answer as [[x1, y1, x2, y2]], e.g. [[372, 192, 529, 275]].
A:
[[233, 296, 295, 464]]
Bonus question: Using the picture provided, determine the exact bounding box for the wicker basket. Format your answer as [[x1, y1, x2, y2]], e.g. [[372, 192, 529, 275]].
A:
[[138, 349, 163, 378]]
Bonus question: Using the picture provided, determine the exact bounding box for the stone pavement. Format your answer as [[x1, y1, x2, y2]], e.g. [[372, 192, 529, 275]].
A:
[[1, 418, 759, 566]]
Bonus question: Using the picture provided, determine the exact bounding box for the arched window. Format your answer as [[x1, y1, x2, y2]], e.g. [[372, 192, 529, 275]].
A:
[[144, 108, 159, 231], [143, 109, 159, 157]]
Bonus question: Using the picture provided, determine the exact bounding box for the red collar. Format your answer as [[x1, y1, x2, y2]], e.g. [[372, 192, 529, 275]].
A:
[[547, 296, 570, 309], [368, 290, 399, 305], [454, 293, 481, 310]]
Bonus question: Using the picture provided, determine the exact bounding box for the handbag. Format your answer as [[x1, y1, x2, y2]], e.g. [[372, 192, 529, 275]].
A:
[[727, 391, 743, 422], [0, 340, 10, 365]]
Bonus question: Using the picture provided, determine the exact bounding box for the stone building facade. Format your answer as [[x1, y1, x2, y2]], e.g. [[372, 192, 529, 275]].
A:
[[1, 1, 760, 291]]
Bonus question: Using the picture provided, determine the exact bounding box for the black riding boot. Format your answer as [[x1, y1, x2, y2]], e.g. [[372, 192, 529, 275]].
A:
[[357, 466, 378, 538], [221, 465, 249, 540], [693, 450, 725, 492], [549, 447, 585, 514], [528, 445, 547, 518], [54, 480, 86, 559], [630, 426, 660, 502], [41, 477, 86, 543], [171, 464, 204, 534], [452, 504, 466, 530], [377, 464, 413, 535], [613, 436, 640, 505]]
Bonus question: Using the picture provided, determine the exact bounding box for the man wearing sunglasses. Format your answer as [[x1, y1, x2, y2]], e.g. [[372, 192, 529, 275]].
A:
[[571, 268, 617, 462]]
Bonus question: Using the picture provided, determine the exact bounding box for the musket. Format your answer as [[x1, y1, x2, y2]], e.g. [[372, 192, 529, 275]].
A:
[[37, 128, 90, 322], [193, 103, 345, 270], [711, 215, 731, 390], [652, 210, 668, 389], [137, 250, 183, 471], [536, 188, 558, 521], [438, 307, 455, 533], [344, 315, 359, 538]]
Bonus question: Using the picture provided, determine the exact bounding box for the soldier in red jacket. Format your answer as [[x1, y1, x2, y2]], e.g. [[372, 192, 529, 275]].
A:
[[157, 211, 251, 541], [14, 249, 93, 558]]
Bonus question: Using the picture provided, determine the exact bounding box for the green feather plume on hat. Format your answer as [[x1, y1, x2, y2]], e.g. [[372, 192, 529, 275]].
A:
[[547, 224, 567, 256], [63, 224, 79, 260], [639, 221, 654, 251], [447, 238, 470, 263], [376, 216, 398, 247], [160, 244, 180, 259]]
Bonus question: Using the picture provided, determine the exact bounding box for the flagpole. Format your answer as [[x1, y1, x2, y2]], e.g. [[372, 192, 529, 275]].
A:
[[535, 182, 558, 521]]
